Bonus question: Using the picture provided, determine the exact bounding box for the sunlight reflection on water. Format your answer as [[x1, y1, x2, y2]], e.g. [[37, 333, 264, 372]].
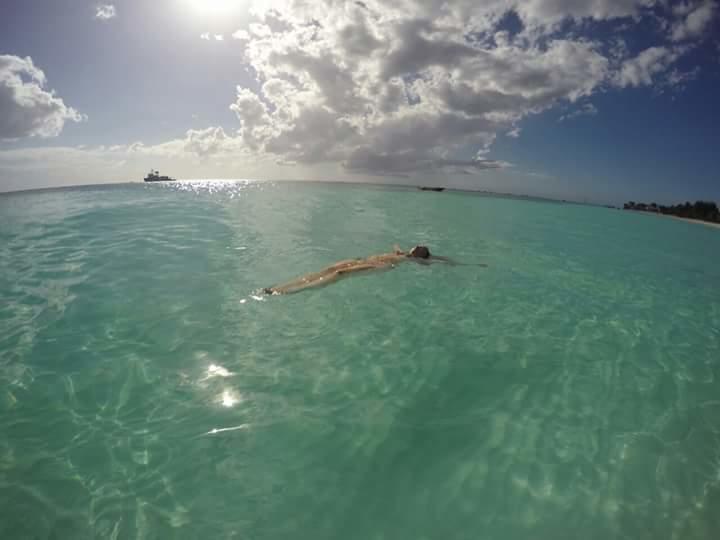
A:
[[152, 179, 269, 196], [218, 389, 242, 408]]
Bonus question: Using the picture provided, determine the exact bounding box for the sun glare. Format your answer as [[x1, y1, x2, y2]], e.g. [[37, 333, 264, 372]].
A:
[[185, 0, 244, 16]]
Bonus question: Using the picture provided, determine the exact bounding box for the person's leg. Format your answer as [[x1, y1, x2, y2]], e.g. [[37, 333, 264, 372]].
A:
[[264, 261, 381, 295], [264, 268, 342, 294]]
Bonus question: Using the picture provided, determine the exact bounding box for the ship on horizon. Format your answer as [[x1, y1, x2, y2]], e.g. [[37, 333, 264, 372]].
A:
[[144, 169, 176, 182]]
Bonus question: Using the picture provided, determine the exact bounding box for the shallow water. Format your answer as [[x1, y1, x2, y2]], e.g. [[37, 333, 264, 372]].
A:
[[1, 181, 719, 539]]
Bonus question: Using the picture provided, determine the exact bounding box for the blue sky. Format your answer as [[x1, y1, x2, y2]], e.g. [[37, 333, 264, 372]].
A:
[[0, 0, 718, 204]]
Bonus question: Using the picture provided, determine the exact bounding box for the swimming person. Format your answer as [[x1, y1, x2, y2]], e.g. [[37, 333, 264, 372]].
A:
[[263, 245, 479, 295]]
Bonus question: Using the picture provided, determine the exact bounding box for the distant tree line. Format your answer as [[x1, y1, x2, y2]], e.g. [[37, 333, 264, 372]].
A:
[[623, 200, 720, 223]]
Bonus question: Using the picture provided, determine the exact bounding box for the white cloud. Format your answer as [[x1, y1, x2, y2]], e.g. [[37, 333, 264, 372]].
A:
[[613, 46, 686, 87], [232, 30, 251, 40], [125, 127, 245, 160], [343, 148, 503, 177], [0, 131, 299, 192], [609, 37, 630, 60], [0, 55, 85, 140], [183, 127, 236, 157], [173, 0, 694, 176], [662, 66, 701, 91], [0, 128, 241, 173], [559, 103, 598, 122], [512, 0, 661, 31], [95, 4, 116, 21], [3, 0, 714, 187], [221, 1, 628, 175], [215, 34, 224, 41], [670, 0, 717, 41]]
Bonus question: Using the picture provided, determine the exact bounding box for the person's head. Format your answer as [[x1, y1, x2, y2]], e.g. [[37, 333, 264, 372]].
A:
[[409, 245, 431, 259]]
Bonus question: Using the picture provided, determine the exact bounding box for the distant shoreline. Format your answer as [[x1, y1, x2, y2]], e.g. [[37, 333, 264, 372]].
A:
[[633, 210, 720, 230], [665, 214, 720, 229]]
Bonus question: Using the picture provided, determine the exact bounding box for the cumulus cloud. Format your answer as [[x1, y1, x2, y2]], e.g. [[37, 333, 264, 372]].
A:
[[195, 0, 712, 177], [670, 1, 717, 41], [124, 127, 244, 160], [220, 1, 645, 175], [7, 0, 713, 183], [0, 55, 85, 140], [183, 127, 236, 158], [95, 4, 116, 21], [559, 103, 598, 122]]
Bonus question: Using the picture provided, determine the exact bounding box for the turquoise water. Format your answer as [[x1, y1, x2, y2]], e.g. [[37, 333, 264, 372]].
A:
[[1, 181, 719, 539]]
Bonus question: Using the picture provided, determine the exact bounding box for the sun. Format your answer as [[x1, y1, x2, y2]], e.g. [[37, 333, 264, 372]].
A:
[[184, 0, 244, 16]]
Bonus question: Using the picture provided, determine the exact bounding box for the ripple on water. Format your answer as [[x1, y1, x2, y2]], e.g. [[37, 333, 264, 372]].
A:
[[1, 184, 719, 539]]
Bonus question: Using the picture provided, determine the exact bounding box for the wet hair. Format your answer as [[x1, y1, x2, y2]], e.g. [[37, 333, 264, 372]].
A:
[[409, 245, 431, 259]]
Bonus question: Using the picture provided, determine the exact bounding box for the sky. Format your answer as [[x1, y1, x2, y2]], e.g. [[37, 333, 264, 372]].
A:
[[0, 0, 719, 204]]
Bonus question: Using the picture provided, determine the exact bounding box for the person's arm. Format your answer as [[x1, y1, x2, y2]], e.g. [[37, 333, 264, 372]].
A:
[[429, 255, 458, 265], [429, 256, 488, 267]]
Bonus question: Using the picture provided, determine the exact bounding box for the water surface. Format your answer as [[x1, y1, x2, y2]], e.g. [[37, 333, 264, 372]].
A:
[[1, 181, 719, 539]]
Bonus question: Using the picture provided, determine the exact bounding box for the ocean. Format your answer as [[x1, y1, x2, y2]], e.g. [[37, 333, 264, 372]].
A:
[[1, 181, 719, 539]]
